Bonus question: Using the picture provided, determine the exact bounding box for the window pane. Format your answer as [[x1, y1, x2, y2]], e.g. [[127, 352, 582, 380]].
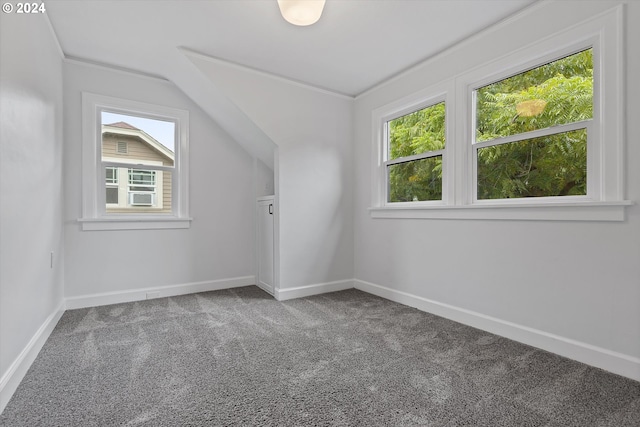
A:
[[477, 129, 586, 199], [388, 156, 442, 202], [388, 102, 445, 160], [476, 49, 592, 143], [106, 187, 118, 204], [101, 112, 175, 168]]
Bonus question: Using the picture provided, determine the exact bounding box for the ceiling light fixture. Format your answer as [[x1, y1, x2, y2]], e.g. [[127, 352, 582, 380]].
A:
[[277, 0, 326, 26]]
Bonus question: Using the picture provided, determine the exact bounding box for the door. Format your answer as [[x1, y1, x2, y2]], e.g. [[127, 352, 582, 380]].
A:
[[257, 196, 274, 294]]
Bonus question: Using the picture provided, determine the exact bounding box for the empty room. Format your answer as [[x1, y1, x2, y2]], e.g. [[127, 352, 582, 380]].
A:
[[1, 0, 638, 425]]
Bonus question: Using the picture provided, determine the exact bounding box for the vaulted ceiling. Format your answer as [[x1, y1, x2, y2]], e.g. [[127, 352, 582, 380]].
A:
[[46, 0, 536, 98]]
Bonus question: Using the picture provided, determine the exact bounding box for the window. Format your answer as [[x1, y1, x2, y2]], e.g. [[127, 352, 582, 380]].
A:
[[105, 167, 118, 205], [81, 93, 190, 230], [386, 102, 445, 203], [371, 7, 628, 221], [128, 169, 157, 207], [473, 49, 592, 201]]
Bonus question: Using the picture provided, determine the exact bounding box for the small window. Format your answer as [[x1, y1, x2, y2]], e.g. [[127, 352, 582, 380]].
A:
[[473, 49, 592, 200], [385, 102, 445, 202], [105, 167, 118, 205], [81, 93, 190, 230]]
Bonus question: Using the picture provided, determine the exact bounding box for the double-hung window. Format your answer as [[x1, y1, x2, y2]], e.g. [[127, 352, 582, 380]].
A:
[[81, 93, 190, 230], [385, 101, 446, 203], [472, 49, 593, 201], [371, 6, 628, 221]]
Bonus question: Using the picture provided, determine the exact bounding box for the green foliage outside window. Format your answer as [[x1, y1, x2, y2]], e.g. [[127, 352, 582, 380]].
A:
[[388, 102, 445, 202], [387, 49, 593, 202]]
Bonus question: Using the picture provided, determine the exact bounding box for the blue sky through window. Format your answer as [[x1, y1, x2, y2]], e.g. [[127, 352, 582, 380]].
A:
[[102, 112, 175, 152]]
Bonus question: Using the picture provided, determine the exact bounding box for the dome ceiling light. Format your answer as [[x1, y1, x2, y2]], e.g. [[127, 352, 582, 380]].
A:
[[277, 0, 326, 26]]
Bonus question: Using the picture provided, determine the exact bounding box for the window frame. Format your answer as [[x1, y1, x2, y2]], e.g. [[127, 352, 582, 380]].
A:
[[384, 99, 447, 205], [372, 83, 454, 209], [468, 45, 597, 205], [80, 93, 191, 230], [370, 6, 630, 221]]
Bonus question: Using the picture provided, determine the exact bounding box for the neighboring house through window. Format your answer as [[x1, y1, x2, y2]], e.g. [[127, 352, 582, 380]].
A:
[[81, 93, 190, 230], [101, 121, 173, 213]]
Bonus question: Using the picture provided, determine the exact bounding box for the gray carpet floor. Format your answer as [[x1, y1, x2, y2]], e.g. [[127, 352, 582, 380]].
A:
[[1, 286, 639, 426]]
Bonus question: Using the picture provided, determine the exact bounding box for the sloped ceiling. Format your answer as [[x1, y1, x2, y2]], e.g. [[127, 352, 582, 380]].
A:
[[45, 0, 536, 165]]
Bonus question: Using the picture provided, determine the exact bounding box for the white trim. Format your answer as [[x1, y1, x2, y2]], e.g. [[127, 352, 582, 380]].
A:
[[370, 6, 627, 220], [42, 10, 64, 60], [372, 82, 453, 208], [354, 279, 640, 381], [81, 92, 190, 227], [65, 276, 256, 310], [78, 216, 192, 231], [0, 302, 65, 414], [274, 279, 355, 302], [64, 56, 170, 83], [370, 200, 632, 221], [355, 0, 547, 99]]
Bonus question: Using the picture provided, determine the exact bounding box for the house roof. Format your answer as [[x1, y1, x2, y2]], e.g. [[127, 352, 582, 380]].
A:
[[102, 122, 175, 162], [105, 121, 141, 131]]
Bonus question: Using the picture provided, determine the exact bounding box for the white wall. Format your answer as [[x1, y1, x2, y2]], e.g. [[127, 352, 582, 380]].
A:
[[255, 158, 275, 198], [63, 60, 256, 299], [0, 12, 65, 407], [353, 0, 640, 377], [185, 54, 354, 293]]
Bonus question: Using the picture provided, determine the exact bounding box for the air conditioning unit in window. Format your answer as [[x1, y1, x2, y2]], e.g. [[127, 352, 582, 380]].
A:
[[129, 192, 154, 206]]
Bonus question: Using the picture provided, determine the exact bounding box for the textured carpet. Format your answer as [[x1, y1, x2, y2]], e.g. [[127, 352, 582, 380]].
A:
[[1, 286, 639, 426]]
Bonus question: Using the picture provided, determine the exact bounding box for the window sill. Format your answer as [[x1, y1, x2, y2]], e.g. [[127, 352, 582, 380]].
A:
[[369, 201, 633, 221], [78, 216, 192, 231]]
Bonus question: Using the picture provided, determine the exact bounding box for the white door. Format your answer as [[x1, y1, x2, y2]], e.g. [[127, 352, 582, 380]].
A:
[[257, 197, 274, 294]]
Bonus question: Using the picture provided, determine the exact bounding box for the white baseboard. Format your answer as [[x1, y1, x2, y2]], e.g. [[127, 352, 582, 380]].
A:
[[0, 301, 65, 414], [354, 279, 640, 382], [275, 279, 354, 301], [65, 275, 256, 310]]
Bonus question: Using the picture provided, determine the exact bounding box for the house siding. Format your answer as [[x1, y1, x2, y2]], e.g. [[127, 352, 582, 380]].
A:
[[103, 133, 173, 212]]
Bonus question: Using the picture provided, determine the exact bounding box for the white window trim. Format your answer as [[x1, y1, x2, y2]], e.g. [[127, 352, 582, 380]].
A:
[[80, 93, 191, 230], [372, 82, 455, 208], [371, 6, 631, 221]]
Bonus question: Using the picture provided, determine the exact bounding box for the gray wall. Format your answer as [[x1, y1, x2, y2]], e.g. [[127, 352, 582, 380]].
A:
[[63, 60, 256, 298], [0, 12, 65, 400], [187, 54, 354, 293]]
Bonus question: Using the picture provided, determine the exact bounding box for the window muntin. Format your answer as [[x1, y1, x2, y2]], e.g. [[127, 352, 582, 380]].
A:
[[473, 49, 593, 201], [385, 101, 445, 203]]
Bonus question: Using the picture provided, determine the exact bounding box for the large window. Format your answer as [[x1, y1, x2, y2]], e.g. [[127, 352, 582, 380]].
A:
[[473, 49, 592, 201], [81, 93, 190, 230], [371, 7, 627, 221]]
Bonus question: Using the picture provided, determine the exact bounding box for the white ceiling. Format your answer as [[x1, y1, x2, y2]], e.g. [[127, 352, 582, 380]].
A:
[[45, 0, 536, 97]]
